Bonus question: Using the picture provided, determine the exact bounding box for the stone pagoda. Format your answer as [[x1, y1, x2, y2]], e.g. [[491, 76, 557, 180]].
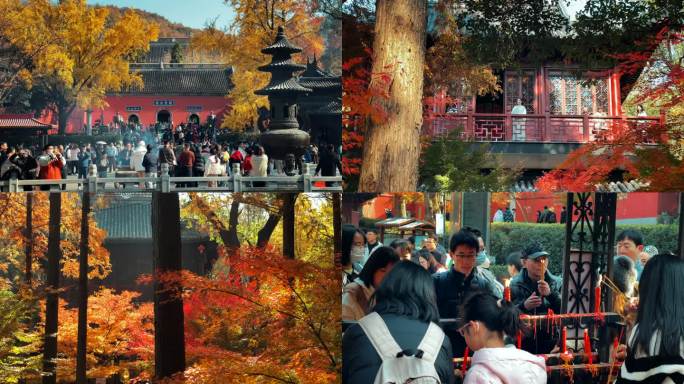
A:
[[255, 26, 311, 163]]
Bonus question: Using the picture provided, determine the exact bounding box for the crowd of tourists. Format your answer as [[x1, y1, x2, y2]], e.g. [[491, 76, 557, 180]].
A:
[[340, 224, 683, 383], [0, 133, 342, 190]]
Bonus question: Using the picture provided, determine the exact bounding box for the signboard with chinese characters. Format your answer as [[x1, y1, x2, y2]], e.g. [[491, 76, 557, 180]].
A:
[[126, 106, 142, 112], [153, 100, 175, 107], [186, 105, 203, 112]]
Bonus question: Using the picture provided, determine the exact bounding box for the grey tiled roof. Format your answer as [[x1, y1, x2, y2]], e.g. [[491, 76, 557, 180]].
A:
[[312, 99, 342, 115], [262, 26, 302, 54], [113, 65, 233, 96], [94, 196, 205, 240], [298, 59, 341, 90], [510, 179, 649, 192], [258, 58, 306, 72], [138, 38, 190, 63], [255, 77, 311, 95]]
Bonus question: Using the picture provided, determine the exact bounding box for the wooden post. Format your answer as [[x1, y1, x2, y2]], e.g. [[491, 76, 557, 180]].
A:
[[583, 113, 590, 142], [282, 193, 297, 259], [43, 193, 61, 384], [152, 192, 185, 379], [76, 187, 91, 384]]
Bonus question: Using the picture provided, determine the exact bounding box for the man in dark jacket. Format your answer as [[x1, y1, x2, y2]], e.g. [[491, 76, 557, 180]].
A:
[[510, 242, 562, 354], [315, 144, 342, 187], [176, 143, 195, 188], [157, 140, 176, 175], [433, 230, 502, 357]]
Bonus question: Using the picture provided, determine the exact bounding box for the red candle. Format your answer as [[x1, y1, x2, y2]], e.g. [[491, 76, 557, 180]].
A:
[[462, 347, 469, 375], [595, 285, 601, 313], [584, 328, 593, 364], [561, 326, 567, 354], [504, 279, 511, 302], [516, 330, 522, 349]]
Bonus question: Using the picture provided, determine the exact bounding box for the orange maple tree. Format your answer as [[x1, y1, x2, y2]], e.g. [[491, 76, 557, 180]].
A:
[[141, 245, 340, 384], [49, 288, 154, 382], [537, 27, 684, 191]]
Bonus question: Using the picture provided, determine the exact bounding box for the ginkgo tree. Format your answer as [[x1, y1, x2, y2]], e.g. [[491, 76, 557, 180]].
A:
[[0, 0, 159, 134], [190, 0, 326, 131]]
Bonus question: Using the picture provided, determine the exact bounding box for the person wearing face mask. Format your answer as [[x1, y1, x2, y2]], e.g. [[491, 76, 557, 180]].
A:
[[510, 242, 562, 354], [341, 225, 368, 287], [433, 230, 502, 358], [456, 227, 503, 298], [459, 292, 546, 384], [342, 246, 399, 320]]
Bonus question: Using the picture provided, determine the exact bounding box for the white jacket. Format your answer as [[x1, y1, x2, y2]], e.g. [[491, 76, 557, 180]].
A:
[[130, 146, 147, 172], [464, 346, 547, 384], [249, 154, 268, 177]]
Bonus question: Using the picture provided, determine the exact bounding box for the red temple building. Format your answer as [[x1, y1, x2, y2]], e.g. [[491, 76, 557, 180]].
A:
[[421, 4, 664, 183], [54, 37, 232, 133]]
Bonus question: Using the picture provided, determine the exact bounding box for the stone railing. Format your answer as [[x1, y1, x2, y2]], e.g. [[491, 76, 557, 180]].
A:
[[424, 112, 664, 143], [0, 163, 342, 193]]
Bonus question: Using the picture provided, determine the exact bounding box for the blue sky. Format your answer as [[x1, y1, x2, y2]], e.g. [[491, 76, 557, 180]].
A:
[[86, 0, 235, 30]]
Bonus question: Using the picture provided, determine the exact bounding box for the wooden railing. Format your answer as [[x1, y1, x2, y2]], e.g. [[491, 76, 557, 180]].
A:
[[424, 112, 664, 143], [0, 163, 343, 193]]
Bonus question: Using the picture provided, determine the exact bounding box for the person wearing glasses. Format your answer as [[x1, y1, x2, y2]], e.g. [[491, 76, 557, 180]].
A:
[[433, 230, 502, 358], [458, 292, 546, 383], [510, 242, 562, 354]]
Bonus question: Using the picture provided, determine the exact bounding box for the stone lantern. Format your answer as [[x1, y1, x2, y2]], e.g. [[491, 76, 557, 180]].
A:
[[255, 26, 311, 171]]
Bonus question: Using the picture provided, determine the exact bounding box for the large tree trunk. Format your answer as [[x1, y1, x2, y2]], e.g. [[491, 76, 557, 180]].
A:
[[43, 193, 61, 384], [57, 102, 76, 135], [226, 200, 241, 248], [76, 192, 90, 384], [256, 212, 281, 248], [25, 193, 33, 285], [152, 192, 185, 379], [282, 193, 297, 259], [358, 0, 427, 192]]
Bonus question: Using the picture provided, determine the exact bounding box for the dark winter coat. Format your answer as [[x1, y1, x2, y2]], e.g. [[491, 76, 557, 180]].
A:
[[433, 267, 502, 357], [342, 313, 455, 384]]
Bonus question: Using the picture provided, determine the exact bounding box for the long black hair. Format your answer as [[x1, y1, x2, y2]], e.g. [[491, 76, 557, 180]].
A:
[[459, 291, 527, 338], [633, 253, 684, 357], [358, 246, 399, 288], [341, 224, 366, 266], [372, 261, 440, 323]]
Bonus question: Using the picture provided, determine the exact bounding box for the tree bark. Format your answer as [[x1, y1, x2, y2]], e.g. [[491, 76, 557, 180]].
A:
[[55, 98, 77, 135], [256, 213, 281, 248], [76, 191, 90, 384], [152, 192, 185, 379], [25, 193, 33, 285], [43, 193, 61, 384], [226, 200, 241, 248], [282, 193, 297, 259], [358, 0, 427, 192]]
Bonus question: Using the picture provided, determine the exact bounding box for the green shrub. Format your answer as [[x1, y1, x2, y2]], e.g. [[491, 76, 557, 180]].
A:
[[489, 222, 679, 275]]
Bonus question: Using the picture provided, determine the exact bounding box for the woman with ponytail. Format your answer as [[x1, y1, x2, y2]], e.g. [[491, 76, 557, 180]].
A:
[[459, 292, 547, 383]]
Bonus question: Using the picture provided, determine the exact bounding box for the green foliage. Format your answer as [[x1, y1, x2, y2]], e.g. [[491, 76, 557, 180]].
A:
[[455, 0, 681, 69], [489, 222, 681, 276], [419, 131, 519, 191], [0, 291, 42, 384], [171, 42, 184, 64]]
